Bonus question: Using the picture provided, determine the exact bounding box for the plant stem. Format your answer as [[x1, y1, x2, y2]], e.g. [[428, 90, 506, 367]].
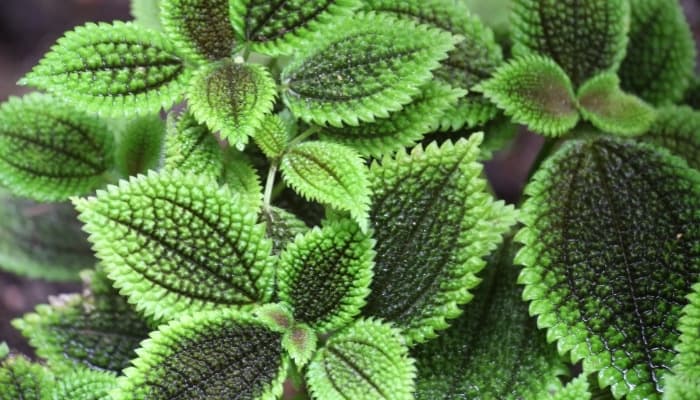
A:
[[263, 162, 278, 211]]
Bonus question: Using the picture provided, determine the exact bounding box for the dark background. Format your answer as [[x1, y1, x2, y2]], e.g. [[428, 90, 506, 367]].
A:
[[0, 0, 699, 356]]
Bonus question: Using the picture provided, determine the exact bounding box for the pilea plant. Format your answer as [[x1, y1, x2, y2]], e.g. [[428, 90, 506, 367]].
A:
[[0, 0, 698, 399]]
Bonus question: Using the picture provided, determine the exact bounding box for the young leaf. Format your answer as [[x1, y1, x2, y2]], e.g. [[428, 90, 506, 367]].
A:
[[619, 0, 696, 105], [478, 56, 579, 137], [361, 135, 517, 344], [413, 242, 567, 399], [74, 170, 275, 320], [254, 114, 291, 160], [642, 106, 700, 171], [131, 0, 161, 30], [260, 206, 309, 254], [281, 12, 458, 127], [306, 318, 415, 400], [230, 0, 362, 55], [51, 369, 117, 400], [664, 282, 700, 400], [516, 137, 700, 399], [115, 115, 166, 177], [278, 219, 374, 333], [577, 73, 656, 137], [188, 60, 276, 147], [0, 93, 114, 201], [113, 309, 289, 400], [20, 22, 191, 117], [280, 141, 370, 230], [511, 0, 630, 86], [161, 0, 237, 63], [282, 324, 318, 368], [319, 82, 465, 157], [164, 110, 224, 179], [222, 151, 264, 211], [0, 356, 53, 400]]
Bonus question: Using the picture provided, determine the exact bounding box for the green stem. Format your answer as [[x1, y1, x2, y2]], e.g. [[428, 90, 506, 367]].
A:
[[263, 162, 278, 211]]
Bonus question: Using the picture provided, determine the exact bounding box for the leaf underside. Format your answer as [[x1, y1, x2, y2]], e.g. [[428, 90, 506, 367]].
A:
[[51, 369, 117, 400], [115, 115, 166, 177], [0, 356, 53, 400], [131, 0, 162, 30], [362, 135, 517, 344], [164, 110, 224, 180], [642, 106, 700, 171], [516, 137, 700, 399]]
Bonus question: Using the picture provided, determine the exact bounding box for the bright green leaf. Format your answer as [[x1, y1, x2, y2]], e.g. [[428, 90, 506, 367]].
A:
[[549, 376, 592, 400], [664, 281, 700, 400], [516, 137, 700, 399], [362, 135, 517, 344], [51, 369, 117, 400], [642, 106, 700, 170], [164, 110, 224, 179], [222, 151, 264, 211], [131, 0, 161, 30], [20, 22, 191, 117], [281, 12, 458, 127], [282, 324, 318, 368], [0, 343, 8, 360], [260, 206, 309, 254], [254, 114, 291, 160], [0, 356, 53, 400], [115, 115, 166, 177], [254, 303, 294, 331]]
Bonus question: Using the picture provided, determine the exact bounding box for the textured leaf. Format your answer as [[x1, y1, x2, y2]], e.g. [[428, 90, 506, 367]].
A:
[[683, 76, 700, 109], [281, 12, 458, 127], [577, 73, 656, 137], [664, 281, 700, 400], [363, 0, 503, 130], [0, 356, 53, 400], [549, 376, 592, 400], [188, 60, 276, 147], [75, 170, 275, 320], [512, 0, 630, 86], [282, 324, 318, 368], [51, 369, 117, 400], [413, 242, 566, 399], [0, 93, 114, 201], [642, 106, 700, 171], [619, 0, 696, 105], [319, 81, 464, 157], [479, 56, 579, 137], [274, 186, 325, 227], [161, 0, 237, 63], [254, 114, 291, 160], [230, 0, 361, 55], [278, 219, 374, 333], [516, 137, 700, 399], [306, 318, 415, 400], [131, 0, 161, 30], [113, 309, 288, 400], [260, 206, 309, 254], [21, 22, 191, 117], [115, 115, 166, 177], [164, 110, 224, 179], [222, 151, 264, 211], [362, 135, 517, 344]]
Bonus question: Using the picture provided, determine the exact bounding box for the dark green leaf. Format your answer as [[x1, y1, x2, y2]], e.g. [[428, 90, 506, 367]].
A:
[[642, 106, 700, 171], [683, 76, 700, 109], [115, 115, 166, 177], [164, 110, 224, 179], [260, 206, 309, 254], [0, 356, 53, 400], [51, 369, 117, 400]]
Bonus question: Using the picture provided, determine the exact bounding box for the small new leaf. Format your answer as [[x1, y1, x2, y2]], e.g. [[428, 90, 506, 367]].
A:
[[51, 369, 117, 400], [642, 106, 700, 170], [115, 115, 166, 177], [479, 56, 579, 137], [20, 22, 191, 116], [0, 356, 54, 400], [254, 114, 291, 160], [222, 151, 264, 211], [164, 110, 224, 179], [282, 324, 318, 368]]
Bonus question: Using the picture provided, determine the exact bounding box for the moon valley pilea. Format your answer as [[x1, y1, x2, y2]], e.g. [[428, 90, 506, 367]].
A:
[[0, 0, 698, 399]]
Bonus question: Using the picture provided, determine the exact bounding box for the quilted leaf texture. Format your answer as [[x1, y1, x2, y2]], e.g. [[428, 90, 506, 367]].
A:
[[21, 22, 191, 117], [0, 356, 54, 400], [281, 12, 458, 127], [260, 206, 309, 254], [664, 282, 700, 400], [114, 115, 166, 177], [0, 93, 114, 201], [113, 309, 288, 400], [642, 106, 700, 170], [254, 114, 291, 161], [683, 76, 700, 109], [512, 0, 630, 86], [50, 369, 117, 400], [222, 151, 264, 211], [362, 135, 517, 344], [516, 137, 700, 399], [75, 170, 276, 321], [164, 110, 224, 180]]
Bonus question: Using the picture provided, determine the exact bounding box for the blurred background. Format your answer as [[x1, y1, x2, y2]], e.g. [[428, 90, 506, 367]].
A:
[[0, 0, 699, 356]]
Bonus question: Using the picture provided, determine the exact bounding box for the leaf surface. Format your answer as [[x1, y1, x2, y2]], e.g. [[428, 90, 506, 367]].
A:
[[260, 206, 309, 254], [0, 356, 53, 400], [642, 106, 700, 170], [115, 115, 166, 177], [164, 110, 223, 179], [254, 114, 290, 161], [222, 151, 264, 211], [664, 282, 700, 400], [51, 369, 117, 400]]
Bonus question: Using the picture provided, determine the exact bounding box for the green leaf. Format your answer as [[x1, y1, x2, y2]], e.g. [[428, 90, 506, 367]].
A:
[[230, 0, 362, 55], [0, 93, 114, 201], [115, 115, 166, 177], [664, 281, 700, 400], [642, 106, 700, 171], [619, 0, 696, 105], [281, 12, 458, 127], [222, 151, 264, 211], [511, 0, 630, 86], [683, 76, 700, 109], [260, 206, 309, 254], [515, 137, 700, 399], [164, 110, 224, 179], [363, 0, 504, 130], [413, 242, 567, 399], [131, 0, 161, 30], [479, 56, 579, 137], [282, 324, 318, 368], [20, 22, 191, 117], [361, 135, 517, 344], [0, 356, 53, 400], [51, 369, 117, 400], [278, 219, 374, 333], [577, 73, 656, 137], [549, 376, 592, 400], [74, 170, 275, 320], [0, 343, 8, 360], [113, 309, 289, 400], [254, 114, 291, 160], [161, 0, 237, 63], [319, 81, 465, 157], [306, 318, 415, 400], [280, 141, 370, 230], [188, 60, 276, 147]]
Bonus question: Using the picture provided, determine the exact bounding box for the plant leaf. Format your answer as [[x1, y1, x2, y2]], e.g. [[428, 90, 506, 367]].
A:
[[188, 60, 276, 147], [260, 206, 309, 254], [74, 170, 275, 321], [113, 309, 289, 400], [319, 81, 464, 157], [664, 281, 700, 400], [282, 324, 318, 368], [0, 356, 53, 400], [0, 93, 114, 201], [20, 22, 191, 117], [683, 76, 700, 109], [230, 0, 362, 55], [254, 114, 291, 161], [515, 137, 700, 399], [0, 343, 8, 360], [511, 0, 630, 86], [278, 219, 374, 333], [164, 110, 224, 179], [306, 318, 415, 400], [361, 135, 517, 344], [413, 241, 567, 399], [281, 12, 458, 127], [619, 0, 696, 105], [131, 0, 162, 30], [642, 106, 700, 171], [51, 369, 117, 400], [478, 56, 579, 137], [115, 115, 166, 177], [549, 376, 592, 400], [280, 141, 370, 230], [161, 0, 237, 63], [222, 151, 264, 211], [577, 73, 656, 137]]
